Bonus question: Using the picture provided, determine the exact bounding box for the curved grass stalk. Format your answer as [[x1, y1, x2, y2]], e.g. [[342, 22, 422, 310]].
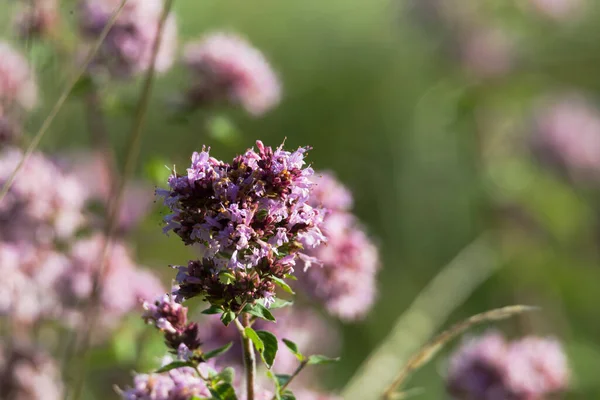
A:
[[0, 0, 129, 202], [381, 305, 538, 399], [341, 232, 502, 399]]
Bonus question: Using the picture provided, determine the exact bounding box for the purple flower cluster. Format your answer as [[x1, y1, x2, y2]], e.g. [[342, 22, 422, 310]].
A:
[[298, 172, 380, 321], [0, 42, 38, 144], [157, 141, 326, 310], [447, 331, 570, 399], [0, 342, 63, 400], [120, 359, 211, 400], [183, 33, 281, 116], [143, 294, 202, 355], [78, 0, 177, 78]]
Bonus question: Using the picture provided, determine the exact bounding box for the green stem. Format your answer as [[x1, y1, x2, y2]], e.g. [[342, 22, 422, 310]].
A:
[[237, 313, 256, 400], [272, 360, 308, 399]]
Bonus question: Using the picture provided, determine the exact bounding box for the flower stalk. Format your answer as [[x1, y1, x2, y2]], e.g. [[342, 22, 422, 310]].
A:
[[238, 313, 256, 400]]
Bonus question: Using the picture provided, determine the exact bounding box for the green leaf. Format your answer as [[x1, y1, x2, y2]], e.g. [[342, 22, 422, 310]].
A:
[[307, 355, 340, 365], [204, 342, 233, 360], [281, 390, 296, 400], [220, 311, 236, 326], [271, 276, 295, 295], [201, 305, 223, 315], [155, 360, 193, 373], [282, 339, 304, 361], [244, 327, 265, 353], [244, 303, 276, 322], [276, 374, 292, 388], [269, 298, 293, 309], [256, 330, 278, 369], [209, 382, 238, 400], [284, 273, 297, 281], [219, 271, 236, 285]]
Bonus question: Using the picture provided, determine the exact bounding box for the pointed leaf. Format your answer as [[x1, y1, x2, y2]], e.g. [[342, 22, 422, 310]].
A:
[[282, 339, 304, 361], [244, 303, 276, 322], [276, 374, 292, 388], [281, 390, 296, 400], [271, 276, 294, 294], [209, 382, 238, 400], [218, 367, 235, 384], [204, 342, 233, 360], [220, 311, 236, 326], [307, 355, 340, 365], [201, 305, 223, 315], [155, 360, 193, 373], [269, 299, 293, 309], [256, 330, 278, 369], [244, 327, 265, 353]]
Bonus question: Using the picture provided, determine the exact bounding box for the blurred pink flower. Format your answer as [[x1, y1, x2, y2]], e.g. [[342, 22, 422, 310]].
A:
[[299, 172, 380, 321], [0, 42, 38, 111], [458, 27, 514, 79], [527, 0, 584, 21], [0, 42, 38, 144], [531, 94, 600, 182], [183, 33, 281, 116], [505, 337, 570, 398], [66, 151, 154, 233], [58, 234, 164, 329], [447, 331, 570, 399], [0, 342, 64, 400], [78, 0, 177, 78], [0, 148, 86, 245], [0, 243, 68, 324]]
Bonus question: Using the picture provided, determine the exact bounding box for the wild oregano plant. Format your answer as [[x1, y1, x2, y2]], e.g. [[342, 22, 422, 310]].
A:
[[0, 0, 577, 399]]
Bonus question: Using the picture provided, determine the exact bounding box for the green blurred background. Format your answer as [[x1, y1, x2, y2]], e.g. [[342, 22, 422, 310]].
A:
[[4, 0, 600, 398]]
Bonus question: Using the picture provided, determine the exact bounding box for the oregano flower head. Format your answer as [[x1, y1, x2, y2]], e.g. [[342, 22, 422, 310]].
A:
[[157, 140, 326, 310]]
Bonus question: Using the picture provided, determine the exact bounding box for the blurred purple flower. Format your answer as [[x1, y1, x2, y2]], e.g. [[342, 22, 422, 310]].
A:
[[119, 359, 211, 400], [0, 342, 64, 400], [527, 0, 584, 21], [66, 151, 154, 233], [447, 331, 569, 400], [158, 141, 326, 310], [57, 234, 164, 329], [299, 172, 380, 321], [0, 243, 68, 324], [0, 42, 38, 144], [183, 33, 281, 116], [531, 94, 600, 182], [458, 27, 514, 80], [78, 0, 177, 78], [0, 148, 86, 245], [504, 337, 570, 398]]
